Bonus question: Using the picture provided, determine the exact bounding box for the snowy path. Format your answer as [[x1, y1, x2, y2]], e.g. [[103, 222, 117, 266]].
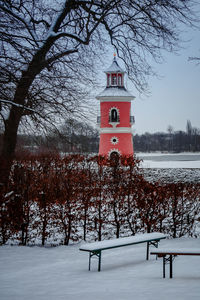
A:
[[0, 238, 200, 300]]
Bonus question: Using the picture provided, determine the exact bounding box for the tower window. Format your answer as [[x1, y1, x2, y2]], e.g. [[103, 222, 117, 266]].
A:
[[107, 74, 110, 86], [111, 74, 117, 85], [118, 75, 122, 86], [111, 109, 117, 122], [110, 108, 119, 122]]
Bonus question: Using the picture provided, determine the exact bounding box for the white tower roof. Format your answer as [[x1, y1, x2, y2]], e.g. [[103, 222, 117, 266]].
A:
[[105, 56, 125, 73], [96, 87, 134, 100]]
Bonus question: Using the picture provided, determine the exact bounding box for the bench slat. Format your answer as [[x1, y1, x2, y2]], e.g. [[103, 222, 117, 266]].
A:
[[80, 233, 166, 252]]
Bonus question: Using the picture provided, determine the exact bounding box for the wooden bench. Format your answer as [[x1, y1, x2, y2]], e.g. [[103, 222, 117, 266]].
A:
[[79, 232, 166, 271], [151, 249, 200, 278]]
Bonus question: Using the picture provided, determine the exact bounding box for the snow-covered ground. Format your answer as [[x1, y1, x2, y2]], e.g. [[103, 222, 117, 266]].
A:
[[136, 152, 200, 168], [1, 237, 200, 300]]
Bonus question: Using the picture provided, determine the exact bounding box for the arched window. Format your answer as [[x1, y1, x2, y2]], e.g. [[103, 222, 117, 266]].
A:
[[111, 108, 118, 122]]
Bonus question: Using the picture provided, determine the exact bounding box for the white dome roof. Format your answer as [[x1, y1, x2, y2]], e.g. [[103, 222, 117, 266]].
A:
[[105, 57, 125, 73]]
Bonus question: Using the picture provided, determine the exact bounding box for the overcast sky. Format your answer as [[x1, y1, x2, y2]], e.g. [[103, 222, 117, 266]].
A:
[[94, 22, 200, 135], [132, 25, 200, 135]]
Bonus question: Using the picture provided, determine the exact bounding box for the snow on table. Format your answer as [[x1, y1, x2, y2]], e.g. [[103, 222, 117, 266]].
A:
[[151, 248, 200, 255]]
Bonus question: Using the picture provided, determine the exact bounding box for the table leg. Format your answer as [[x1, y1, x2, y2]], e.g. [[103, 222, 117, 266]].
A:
[[163, 256, 166, 278]]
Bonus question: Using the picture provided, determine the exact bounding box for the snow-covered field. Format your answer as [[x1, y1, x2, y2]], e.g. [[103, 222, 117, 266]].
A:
[[137, 152, 200, 168], [136, 152, 200, 182], [0, 237, 200, 300]]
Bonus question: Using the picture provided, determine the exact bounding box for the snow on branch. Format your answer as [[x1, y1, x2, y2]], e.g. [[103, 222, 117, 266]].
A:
[[0, 99, 38, 116]]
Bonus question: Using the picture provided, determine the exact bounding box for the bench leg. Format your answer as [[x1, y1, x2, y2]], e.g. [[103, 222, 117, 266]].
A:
[[89, 252, 91, 271], [147, 240, 159, 260], [170, 255, 173, 278], [98, 251, 102, 272], [88, 251, 102, 272], [146, 242, 149, 260]]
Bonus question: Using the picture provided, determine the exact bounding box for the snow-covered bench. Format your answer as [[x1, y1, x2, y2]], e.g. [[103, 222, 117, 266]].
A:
[[151, 249, 200, 278], [79, 232, 166, 271]]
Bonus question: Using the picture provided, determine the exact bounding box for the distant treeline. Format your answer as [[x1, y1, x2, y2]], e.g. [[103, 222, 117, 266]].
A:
[[133, 130, 200, 152], [0, 120, 199, 154], [134, 121, 200, 152], [0, 119, 99, 155]]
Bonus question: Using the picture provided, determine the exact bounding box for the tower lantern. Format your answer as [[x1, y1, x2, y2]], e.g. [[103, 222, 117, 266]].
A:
[[96, 55, 135, 158]]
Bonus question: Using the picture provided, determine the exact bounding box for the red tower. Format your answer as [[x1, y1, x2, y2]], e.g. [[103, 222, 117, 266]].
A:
[[96, 55, 135, 158]]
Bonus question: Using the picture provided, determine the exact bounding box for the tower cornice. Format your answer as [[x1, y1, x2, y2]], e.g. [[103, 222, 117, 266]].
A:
[[96, 97, 134, 102], [99, 127, 132, 134], [96, 87, 135, 101]]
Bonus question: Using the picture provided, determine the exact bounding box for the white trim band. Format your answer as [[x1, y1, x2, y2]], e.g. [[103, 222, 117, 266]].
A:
[[96, 97, 134, 102], [100, 127, 132, 133]]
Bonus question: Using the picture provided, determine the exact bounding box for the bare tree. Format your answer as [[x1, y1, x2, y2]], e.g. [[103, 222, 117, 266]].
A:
[[0, 0, 197, 184], [189, 51, 200, 64], [189, 56, 200, 64]]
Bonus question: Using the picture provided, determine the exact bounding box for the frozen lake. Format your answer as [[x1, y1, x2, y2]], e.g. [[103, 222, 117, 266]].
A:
[[136, 152, 200, 168]]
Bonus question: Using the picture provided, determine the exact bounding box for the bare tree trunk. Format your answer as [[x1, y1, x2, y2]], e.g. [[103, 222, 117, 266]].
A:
[[0, 54, 44, 185], [98, 203, 102, 242], [116, 223, 120, 239], [0, 5, 78, 181], [83, 208, 87, 241], [65, 215, 71, 246], [0, 109, 22, 186]]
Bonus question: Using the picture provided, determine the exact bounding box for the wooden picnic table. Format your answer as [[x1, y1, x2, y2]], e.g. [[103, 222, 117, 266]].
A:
[[151, 249, 200, 278]]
